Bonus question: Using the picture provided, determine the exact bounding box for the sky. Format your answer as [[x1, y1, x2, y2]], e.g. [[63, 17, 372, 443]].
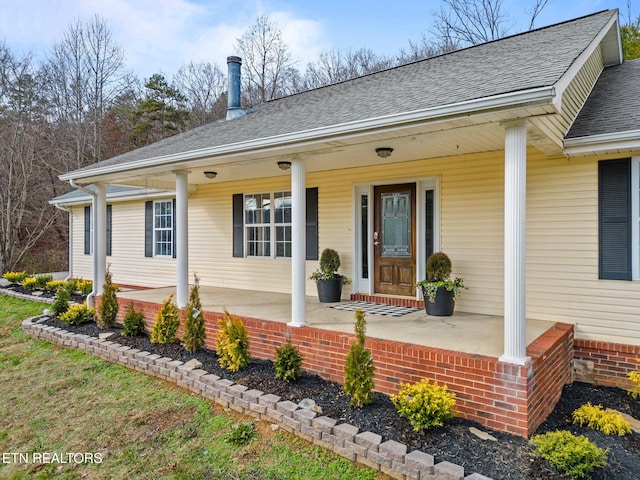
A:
[[0, 0, 637, 80]]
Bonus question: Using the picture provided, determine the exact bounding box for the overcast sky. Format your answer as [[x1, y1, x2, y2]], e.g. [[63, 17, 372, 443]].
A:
[[0, 0, 636, 79]]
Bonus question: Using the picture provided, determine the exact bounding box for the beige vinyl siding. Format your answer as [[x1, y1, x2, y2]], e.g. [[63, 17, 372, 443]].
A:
[[71, 147, 640, 346], [70, 206, 92, 280], [531, 46, 604, 145]]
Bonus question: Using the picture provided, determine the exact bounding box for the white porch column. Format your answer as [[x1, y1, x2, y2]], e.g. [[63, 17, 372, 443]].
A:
[[94, 183, 107, 296], [500, 120, 530, 365], [288, 159, 308, 327], [175, 171, 189, 308]]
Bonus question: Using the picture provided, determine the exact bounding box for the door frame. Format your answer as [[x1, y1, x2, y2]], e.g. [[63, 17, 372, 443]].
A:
[[353, 176, 440, 298]]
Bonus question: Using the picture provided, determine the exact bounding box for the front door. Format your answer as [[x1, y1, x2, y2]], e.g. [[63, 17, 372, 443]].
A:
[[373, 184, 416, 296]]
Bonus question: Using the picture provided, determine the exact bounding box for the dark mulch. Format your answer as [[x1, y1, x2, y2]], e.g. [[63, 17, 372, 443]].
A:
[[39, 316, 640, 480], [3, 284, 86, 304]]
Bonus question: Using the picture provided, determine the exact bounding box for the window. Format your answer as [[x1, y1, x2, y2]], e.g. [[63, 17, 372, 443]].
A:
[[154, 200, 173, 257], [244, 191, 291, 258], [83, 205, 112, 256], [598, 158, 639, 280]]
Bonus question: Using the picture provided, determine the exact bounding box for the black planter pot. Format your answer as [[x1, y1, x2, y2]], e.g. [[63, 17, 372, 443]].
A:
[[423, 286, 455, 316], [316, 277, 343, 303]]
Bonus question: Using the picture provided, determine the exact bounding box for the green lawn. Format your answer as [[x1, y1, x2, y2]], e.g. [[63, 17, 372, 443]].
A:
[[0, 295, 382, 479]]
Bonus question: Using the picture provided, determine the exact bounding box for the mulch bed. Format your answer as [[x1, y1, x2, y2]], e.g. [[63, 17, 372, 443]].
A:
[[37, 315, 640, 480]]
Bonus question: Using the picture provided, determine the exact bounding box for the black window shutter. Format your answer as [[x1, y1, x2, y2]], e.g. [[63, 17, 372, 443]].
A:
[[144, 201, 153, 257], [232, 193, 244, 257], [425, 189, 434, 259], [172, 199, 177, 258], [599, 159, 632, 280], [84, 206, 91, 255], [106, 204, 112, 257], [306, 187, 318, 260]]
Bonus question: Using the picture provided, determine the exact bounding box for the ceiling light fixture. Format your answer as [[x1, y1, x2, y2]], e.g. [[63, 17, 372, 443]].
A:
[[375, 147, 394, 158], [277, 161, 292, 170], [204, 171, 217, 179]]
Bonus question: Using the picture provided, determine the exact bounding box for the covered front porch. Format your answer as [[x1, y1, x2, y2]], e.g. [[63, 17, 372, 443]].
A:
[[118, 285, 554, 358], [112, 285, 574, 438]]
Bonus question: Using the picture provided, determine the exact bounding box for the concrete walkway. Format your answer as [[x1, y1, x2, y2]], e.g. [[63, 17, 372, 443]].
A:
[[118, 285, 554, 358]]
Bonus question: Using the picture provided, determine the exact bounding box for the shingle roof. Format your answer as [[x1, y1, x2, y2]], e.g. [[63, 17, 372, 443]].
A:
[[66, 10, 616, 177], [566, 58, 640, 138], [49, 185, 148, 204]]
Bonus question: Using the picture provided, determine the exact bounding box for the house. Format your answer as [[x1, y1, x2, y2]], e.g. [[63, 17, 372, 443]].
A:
[[50, 9, 640, 437]]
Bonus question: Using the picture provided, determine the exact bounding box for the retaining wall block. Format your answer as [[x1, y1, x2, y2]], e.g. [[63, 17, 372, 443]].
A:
[[276, 400, 298, 418], [355, 431, 382, 452], [434, 461, 465, 480], [333, 423, 359, 442], [379, 440, 407, 463], [311, 416, 337, 433]]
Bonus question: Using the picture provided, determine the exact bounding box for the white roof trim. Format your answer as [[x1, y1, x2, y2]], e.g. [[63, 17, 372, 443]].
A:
[[564, 129, 640, 156], [60, 86, 556, 182], [48, 188, 172, 207]]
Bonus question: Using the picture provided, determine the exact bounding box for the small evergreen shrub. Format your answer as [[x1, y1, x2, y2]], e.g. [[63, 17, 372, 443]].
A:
[[628, 358, 640, 399], [75, 279, 93, 296], [59, 303, 95, 325], [21, 277, 38, 290], [52, 288, 70, 316], [2, 271, 28, 284], [150, 295, 180, 344], [224, 422, 258, 447], [122, 303, 146, 337], [64, 278, 79, 295], [182, 274, 205, 353], [343, 308, 375, 407], [216, 309, 250, 372], [45, 280, 67, 292], [97, 268, 118, 329], [274, 338, 303, 382], [34, 274, 54, 289], [426, 252, 452, 282], [391, 379, 456, 432], [531, 430, 608, 479], [572, 403, 632, 436]]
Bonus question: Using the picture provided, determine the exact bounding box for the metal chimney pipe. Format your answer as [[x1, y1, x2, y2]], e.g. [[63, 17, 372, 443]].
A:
[[226, 56, 245, 120]]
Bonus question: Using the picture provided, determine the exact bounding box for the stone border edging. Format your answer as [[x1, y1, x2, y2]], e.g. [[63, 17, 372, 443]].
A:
[[21, 315, 493, 480]]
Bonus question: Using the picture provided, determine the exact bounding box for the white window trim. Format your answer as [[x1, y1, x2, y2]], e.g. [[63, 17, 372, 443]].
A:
[[154, 200, 173, 258], [244, 191, 292, 259], [632, 156, 639, 280]]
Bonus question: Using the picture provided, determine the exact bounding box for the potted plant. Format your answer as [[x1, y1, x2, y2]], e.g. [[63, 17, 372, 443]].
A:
[[416, 252, 465, 316], [310, 248, 349, 303]]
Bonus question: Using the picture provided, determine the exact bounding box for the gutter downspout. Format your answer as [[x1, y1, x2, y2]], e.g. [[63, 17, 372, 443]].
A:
[[69, 179, 98, 307], [52, 204, 73, 281]]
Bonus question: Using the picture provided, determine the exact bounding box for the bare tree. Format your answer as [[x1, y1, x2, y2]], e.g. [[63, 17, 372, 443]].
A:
[[432, 0, 551, 47], [0, 45, 58, 273], [397, 33, 460, 63], [304, 48, 395, 89], [235, 15, 298, 106], [174, 61, 226, 126]]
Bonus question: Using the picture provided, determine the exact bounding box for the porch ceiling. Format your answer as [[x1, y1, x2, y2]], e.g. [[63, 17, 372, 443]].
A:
[[89, 106, 561, 189], [117, 285, 555, 358]]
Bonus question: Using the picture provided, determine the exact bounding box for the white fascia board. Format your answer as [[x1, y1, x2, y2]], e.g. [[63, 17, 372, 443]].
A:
[[552, 12, 621, 113], [48, 188, 172, 207], [60, 86, 556, 182], [564, 130, 640, 156]]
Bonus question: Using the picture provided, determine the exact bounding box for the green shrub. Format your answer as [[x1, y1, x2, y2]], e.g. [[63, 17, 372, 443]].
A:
[[69, 278, 93, 296], [531, 430, 608, 479], [2, 271, 28, 284], [44, 280, 67, 292], [224, 422, 258, 447], [391, 379, 456, 432], [122, 303, 146, 337], [59, 303, 95, 325], [572, 403, 631, 436], [628, 358, 640, 399], [34, 274, 54, 289], [52, 288, 70, 316], [21, 277, 38, 290], [343, 308, 375, 407], [97, 268, 118, 329], [64, 278, 78, 294], [426, 252, 452, 282], [274, 338, 303, 382], [150, 295, 180, 344], [182, 274, 205, 353], [216, 309, 250, 372]]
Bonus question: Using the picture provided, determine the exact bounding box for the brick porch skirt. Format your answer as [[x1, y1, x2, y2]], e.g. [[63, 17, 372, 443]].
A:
[[110, 296, 575, 438]]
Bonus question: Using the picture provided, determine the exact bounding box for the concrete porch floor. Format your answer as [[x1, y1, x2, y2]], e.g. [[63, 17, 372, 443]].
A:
[[118, 285, 555, 358]]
